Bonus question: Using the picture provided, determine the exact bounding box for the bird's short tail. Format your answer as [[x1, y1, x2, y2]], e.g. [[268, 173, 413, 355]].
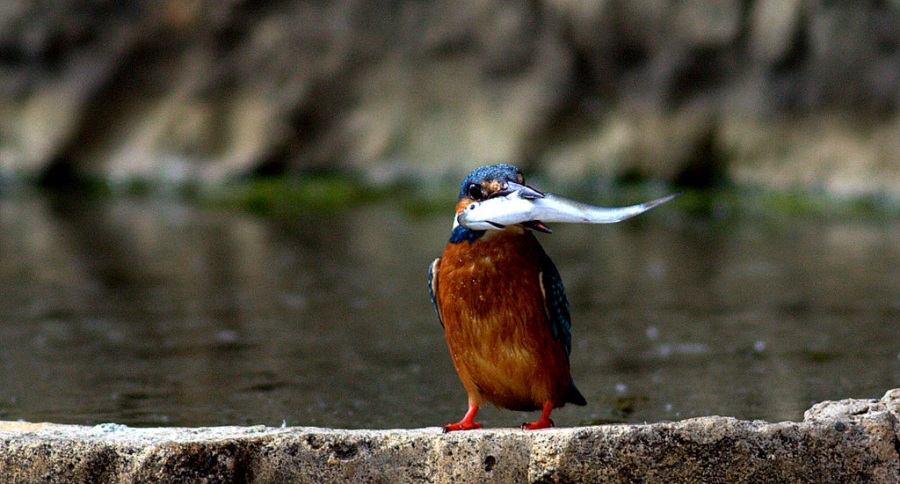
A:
[[566, 381, 587, 406]]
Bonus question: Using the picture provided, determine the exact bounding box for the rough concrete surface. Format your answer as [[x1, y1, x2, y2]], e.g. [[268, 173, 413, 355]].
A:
[[1, 389, 899, 483]]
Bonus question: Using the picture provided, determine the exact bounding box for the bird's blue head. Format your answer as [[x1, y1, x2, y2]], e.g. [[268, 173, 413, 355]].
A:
[[457, 164, 526, 201], [449, 164, 550, 243]]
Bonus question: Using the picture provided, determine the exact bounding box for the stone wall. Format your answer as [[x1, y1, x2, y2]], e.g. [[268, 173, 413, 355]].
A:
[[0, 1, 898, 194], [2, 390, 899, 482]]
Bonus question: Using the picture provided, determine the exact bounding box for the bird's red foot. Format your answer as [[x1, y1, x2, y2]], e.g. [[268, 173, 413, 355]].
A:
[[443, 403, 481, 432], [442, 420, 483, 432], [522, 401, 555, 430], [521, 417, 554, 430]]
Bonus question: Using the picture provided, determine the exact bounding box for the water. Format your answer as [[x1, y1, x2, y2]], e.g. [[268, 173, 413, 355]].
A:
[[0, 194, 898, 429]]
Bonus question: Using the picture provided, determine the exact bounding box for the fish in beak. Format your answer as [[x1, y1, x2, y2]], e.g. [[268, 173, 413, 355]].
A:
[[457, 188, 681, 232]]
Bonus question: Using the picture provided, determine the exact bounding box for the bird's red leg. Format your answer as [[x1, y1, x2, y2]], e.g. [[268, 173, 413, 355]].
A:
[[443, 402, 482, 432], [522, 401, 555, 430]]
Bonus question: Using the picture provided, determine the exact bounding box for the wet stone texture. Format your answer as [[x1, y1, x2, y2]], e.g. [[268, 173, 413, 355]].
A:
[[2, 390, 899, 483]]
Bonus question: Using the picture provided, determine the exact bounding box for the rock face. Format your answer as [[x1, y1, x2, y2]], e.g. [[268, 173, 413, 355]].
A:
[[0, 1, 898, 193], [2, 389, 899, 483]]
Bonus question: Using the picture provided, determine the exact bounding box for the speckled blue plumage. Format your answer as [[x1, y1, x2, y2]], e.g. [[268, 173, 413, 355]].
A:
[[539, 258, 572, 357], [448, 225, 484, 243], [457, 164, 522, 199]]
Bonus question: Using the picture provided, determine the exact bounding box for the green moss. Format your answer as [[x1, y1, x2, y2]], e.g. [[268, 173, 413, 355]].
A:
[[210, 177, 377, 216], [656, 186, 900, 220], [578, 394, 651, 425], [666, 189, 740, 218], [10, 169, 900, 220], [843, 193, 900, 216], [614, 394, 649, 416], [759, 191, 828, 216], [802, 350, 842, 363]]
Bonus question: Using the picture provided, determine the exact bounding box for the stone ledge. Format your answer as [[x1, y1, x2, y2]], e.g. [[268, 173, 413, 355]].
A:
[[2, 390, 899, 483]]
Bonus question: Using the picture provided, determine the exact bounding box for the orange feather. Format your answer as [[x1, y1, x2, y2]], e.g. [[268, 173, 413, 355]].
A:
[[434, 228, 572, 412]]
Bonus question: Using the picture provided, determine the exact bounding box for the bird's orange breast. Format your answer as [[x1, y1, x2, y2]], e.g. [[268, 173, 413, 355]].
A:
[[436, 229, 572, 411]]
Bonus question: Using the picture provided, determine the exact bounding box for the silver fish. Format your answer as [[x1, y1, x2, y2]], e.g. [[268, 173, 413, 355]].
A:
[[457, 189, 681, 231]]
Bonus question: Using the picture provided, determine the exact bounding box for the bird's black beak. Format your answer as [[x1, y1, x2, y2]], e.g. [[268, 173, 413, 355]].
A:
[[491, 181, 552, 233], [495, 181, 545, 200]]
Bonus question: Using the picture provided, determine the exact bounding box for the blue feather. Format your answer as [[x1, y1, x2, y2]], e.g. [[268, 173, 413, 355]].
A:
[[427, 259, 443, 327], [540, 259, 586, 405], [448, 225, 485, 243], [457, 164, 521, 199], [540, 258, 572, 356]]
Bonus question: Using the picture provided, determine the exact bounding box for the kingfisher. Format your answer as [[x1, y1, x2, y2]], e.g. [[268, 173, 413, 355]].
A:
[[428, 164, 678, 432]]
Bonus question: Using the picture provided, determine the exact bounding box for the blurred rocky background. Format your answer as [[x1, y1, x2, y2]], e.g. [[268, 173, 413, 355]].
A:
[[0, 0, 898, 196]]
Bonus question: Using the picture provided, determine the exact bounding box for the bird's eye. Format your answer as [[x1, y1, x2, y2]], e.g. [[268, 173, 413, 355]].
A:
[[467, 184, 482, 200]]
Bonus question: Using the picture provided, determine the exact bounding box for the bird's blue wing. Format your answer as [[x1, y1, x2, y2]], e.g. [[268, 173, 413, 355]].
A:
[[428, 258, 443, 327], [540, 258, 572, 356]]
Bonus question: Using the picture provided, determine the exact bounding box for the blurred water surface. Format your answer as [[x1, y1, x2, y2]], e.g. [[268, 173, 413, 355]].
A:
[[0, 195, 898, 428]]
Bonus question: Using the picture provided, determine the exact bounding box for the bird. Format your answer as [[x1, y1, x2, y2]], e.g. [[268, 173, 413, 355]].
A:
[[428, 164, 586, 432]]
